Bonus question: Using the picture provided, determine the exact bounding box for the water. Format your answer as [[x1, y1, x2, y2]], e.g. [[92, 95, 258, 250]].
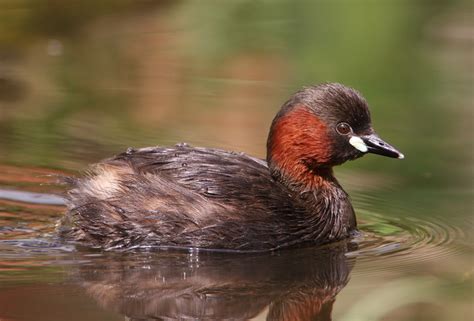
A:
[[0, 1, 472, 320]]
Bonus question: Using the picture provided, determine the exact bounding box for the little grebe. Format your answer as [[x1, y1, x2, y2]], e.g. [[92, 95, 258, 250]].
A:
[[62, 83, 403, 251]]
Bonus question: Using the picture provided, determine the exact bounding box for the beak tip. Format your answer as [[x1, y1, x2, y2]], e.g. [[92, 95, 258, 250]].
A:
[[398, 153, 405, 160]]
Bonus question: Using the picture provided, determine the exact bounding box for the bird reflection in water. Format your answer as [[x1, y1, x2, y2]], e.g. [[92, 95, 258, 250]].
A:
[[74, 243, 355, 320]]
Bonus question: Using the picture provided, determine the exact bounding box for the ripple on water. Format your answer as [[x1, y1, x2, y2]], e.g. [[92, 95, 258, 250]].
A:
[[348, 207, 465, 270]]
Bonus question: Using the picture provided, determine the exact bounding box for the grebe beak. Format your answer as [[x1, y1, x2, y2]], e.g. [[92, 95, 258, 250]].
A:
[[349, 133, 404, 159]]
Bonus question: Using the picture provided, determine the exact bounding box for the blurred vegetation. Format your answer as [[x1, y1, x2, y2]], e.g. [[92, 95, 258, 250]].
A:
[[0, 0, 167, 43], [0, 2, 472, 319], [0, 0, 471, 192], [339, 276, 473, 321]]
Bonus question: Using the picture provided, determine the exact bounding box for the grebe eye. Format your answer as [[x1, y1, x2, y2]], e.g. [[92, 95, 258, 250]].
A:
[[336, 122, 352, 135]]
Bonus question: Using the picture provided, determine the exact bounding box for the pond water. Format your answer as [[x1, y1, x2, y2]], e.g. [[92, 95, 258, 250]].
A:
[[0, 1, 472, 320]]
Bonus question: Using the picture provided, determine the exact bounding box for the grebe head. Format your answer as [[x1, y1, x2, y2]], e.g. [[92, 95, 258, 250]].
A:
[[267, 83, 403, 186]]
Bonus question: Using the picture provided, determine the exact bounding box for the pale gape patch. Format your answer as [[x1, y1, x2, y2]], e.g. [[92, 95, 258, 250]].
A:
[[80, 165, 132, 200]]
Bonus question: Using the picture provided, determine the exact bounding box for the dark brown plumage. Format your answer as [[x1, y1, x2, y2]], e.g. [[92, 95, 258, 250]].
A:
[[61, 83, 403, 251]]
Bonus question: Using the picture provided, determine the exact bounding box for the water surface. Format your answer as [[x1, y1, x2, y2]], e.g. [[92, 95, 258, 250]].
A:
[[0, 1, 472, 320]]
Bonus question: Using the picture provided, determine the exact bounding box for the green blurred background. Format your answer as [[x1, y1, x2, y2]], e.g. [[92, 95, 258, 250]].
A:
[[0, 1, 472, 320], [0, 0, 471, 182]]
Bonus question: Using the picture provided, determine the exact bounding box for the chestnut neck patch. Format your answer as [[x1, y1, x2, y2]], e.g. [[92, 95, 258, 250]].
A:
[[267, 106, 336, 190]]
